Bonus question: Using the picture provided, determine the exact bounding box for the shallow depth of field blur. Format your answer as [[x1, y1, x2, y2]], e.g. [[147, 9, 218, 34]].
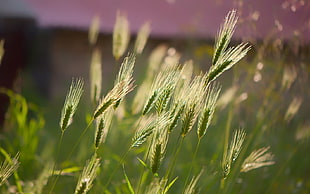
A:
[[0, 0, 310, 193]]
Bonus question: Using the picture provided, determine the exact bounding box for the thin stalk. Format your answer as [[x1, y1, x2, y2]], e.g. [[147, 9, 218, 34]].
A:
[[182, 138, 201, 193], [220, 103, 233, 191], [162, 134, 183, 193], [50, 132, 64, 176], [136, 115, 157, 194]]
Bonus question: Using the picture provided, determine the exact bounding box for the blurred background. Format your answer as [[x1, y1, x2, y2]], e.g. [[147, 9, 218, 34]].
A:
[[0, 0, 310, 193]]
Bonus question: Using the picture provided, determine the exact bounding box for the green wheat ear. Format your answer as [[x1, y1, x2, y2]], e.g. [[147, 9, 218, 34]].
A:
[[150, 128, 168, 175], [197, 84, 221, 139], [0, 152, 20, 186], [212, 10, 237, 66], [222, 129, 246, 178], [74, 155, 101, 194], [207, 43, 250, 83], [206, 10, 251, 84], [114, 53, 136, 108], [60, 78, 84, 132]]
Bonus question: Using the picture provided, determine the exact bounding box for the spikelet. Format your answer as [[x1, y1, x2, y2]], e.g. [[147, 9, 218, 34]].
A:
[[241, 147, 275, 172], [132, 44, 168, 114], [60, 78, 84, 132], [150, 128, 168, 175], [113, 11, 130, 60], [174, 60, 194, 99], [222, 129, 246, 178], [197, 84, 221, 139], [94, 79, 134, 119], [75, 155, 101, 194], [0, 40, 4, 65], [94, 107, 114, 148], [116, 53, 135, 84], [0, 152, 20, 186], [179, 75, 208, 137], [131, 114, 170, 148], [207, 43, 250, 83], [88, 15, 100, 45], [114, 53, 136, 108], [142, 66, 180, 115], [167, 103, 185, 133], [89, 48, 102, 104], [134, 21, 151, 54], [184, 169, 204, 194], [212, 10, 238, 66]]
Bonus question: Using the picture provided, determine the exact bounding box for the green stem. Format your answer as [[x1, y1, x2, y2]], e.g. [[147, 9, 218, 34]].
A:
[[182, 138, 201, 193], [136, 114, 155, 194], [103, 148, 130, 190], [162, 135, 183, 193], [50, 131, 64, 176], [220, 103, 233, 191], [49, 119, 94, 193]]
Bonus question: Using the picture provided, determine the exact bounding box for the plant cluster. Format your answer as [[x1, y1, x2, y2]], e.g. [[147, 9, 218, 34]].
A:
[[0, 10, 279, 194]]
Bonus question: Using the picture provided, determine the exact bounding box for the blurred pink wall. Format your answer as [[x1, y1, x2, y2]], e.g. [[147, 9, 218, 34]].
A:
[[17, 0, 310, 41]]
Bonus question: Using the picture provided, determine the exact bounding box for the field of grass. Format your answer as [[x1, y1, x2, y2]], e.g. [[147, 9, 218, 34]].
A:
[[0, 10, 309, 194]]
